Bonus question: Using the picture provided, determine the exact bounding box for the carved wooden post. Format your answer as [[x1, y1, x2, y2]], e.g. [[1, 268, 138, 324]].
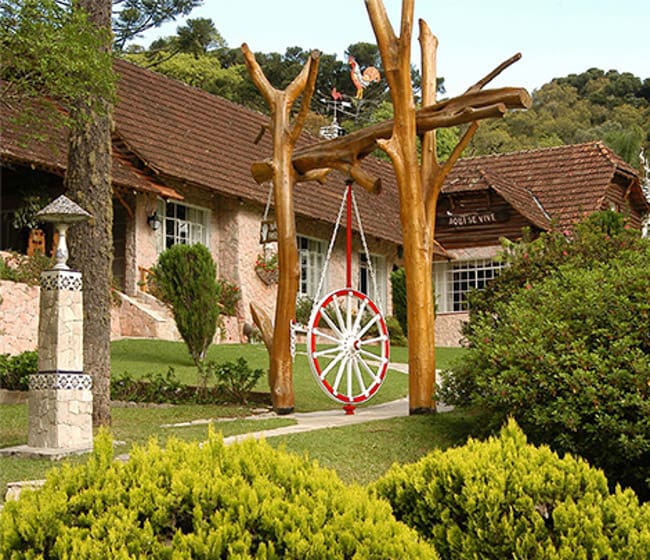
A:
[[242, 45, 320, 414]]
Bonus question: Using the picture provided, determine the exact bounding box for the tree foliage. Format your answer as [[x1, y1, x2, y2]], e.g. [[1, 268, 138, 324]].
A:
[[466, 68, 650, 167], [0, 0, 115, 113], [112, 0, 202, 50]]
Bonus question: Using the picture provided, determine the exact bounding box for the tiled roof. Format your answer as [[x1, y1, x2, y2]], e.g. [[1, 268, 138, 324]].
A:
[[3, 60, 646, 249], [0, 93, 181, 200], [444, 142, 648, 228], [112, 59, 404, 245]]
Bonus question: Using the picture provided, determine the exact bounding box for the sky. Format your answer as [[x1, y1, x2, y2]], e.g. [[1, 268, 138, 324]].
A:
[[134, 0, 650, 98]]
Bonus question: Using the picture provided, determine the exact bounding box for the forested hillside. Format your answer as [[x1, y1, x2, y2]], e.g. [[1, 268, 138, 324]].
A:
[[123, 20, 650, 169]]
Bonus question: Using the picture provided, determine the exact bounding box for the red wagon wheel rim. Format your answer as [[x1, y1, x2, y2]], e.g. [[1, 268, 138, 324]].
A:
[[306, 288, 390, 404]]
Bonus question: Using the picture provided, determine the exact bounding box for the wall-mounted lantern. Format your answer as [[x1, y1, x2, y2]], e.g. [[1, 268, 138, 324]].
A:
[[147, 211, 161, 231]]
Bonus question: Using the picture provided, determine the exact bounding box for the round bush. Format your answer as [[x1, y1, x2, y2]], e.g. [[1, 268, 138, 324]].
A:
[[442, 245, 650, 499], [0, 431, 436, 559], [373, 420, 650, 559]]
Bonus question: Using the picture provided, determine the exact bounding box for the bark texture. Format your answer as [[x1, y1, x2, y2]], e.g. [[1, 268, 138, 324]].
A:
[[242, 45, 320, 414], [66, 0, 113, 427]]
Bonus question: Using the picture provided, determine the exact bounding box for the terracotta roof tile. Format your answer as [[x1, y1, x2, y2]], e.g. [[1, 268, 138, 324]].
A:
[[0, 90, 181, 200], [112, 59, 403, 244], [4, 61, 646, 250], [445, 142, 648, 228]]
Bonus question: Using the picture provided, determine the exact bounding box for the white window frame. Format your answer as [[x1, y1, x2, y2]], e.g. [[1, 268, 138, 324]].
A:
[[298, 235, 326, 299], [434, 258, 504, 313], [358, 252, 387, 312], [157, 199, 210, 252]]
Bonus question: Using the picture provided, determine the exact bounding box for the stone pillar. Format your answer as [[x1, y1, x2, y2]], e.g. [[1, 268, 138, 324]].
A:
[[28, 270, 93, 449]]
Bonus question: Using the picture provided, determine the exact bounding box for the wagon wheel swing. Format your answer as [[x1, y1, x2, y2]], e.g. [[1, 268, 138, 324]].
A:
[[303, 180, 390, 415]]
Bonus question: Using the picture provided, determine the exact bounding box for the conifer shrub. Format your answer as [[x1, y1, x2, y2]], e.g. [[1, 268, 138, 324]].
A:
[[0, 431, 437, 559], [441, 246, 650, 499], [373, 420, 650, 559], [151, 243, 220, 366]]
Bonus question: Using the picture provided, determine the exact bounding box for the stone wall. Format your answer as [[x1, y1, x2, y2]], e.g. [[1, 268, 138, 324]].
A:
[[0, 280, 40, 354], [435, 312, 468, 347]]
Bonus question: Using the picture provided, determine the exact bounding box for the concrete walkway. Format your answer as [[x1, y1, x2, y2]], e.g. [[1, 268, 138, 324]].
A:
[[223, 397, 411, 445]]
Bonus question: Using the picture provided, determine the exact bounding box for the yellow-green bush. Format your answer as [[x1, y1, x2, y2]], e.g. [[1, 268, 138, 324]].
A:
[[373, 419, 650, 559], [0, 431, 436, 559]]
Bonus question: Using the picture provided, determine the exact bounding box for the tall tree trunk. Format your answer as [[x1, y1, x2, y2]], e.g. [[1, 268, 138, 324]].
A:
[[66, 0, 113, 427]]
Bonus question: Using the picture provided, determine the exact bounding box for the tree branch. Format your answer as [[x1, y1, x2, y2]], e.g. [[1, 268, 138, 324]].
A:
[[250, 88, 529, 190], [425, 120, 479, 227], [465, 52, 522, 94], [241, 43, 278, 109], [419, 19, 439, 194], [288, 50, 320, 145]]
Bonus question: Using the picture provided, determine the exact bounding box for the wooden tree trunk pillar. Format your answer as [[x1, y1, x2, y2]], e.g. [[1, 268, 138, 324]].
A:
[[242, 45, 320, 414], [246, 0, 529, 415]]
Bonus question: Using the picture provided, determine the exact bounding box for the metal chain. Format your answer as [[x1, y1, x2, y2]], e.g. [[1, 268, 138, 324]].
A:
[[352, 188, 383, 311]]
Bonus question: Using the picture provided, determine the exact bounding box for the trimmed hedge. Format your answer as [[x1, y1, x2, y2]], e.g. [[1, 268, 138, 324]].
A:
[[0, 431, 436, 559], [373, 419, 650, 559]]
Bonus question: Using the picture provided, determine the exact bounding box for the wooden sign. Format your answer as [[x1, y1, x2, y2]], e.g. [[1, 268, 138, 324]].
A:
[[445, 209, 509, 228]]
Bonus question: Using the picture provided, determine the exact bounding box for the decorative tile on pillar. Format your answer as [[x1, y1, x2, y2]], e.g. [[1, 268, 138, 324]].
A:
[[41, 271, 83, 292], [29, 372, 92, 391]]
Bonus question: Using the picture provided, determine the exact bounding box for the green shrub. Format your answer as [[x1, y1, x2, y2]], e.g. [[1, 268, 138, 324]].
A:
[[385, 315, 407, 346], [373, 419, 650, 559], [151, 244, 219, 366], [111, 367, 184, 403], [441, 247, 650, 499], [294, 295, 314, 325], [465, 210, 646, 337], [203, 357, 264, 404], [0, 431, 436, 558], [0, 350, 38, 390], [0, 251, 54, 285], [390, 267, 408, 336]]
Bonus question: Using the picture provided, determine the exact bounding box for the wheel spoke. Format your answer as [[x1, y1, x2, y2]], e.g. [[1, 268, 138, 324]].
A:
[[312, 329, 342, 345], [319, 351, 345, 380], [332, 357, 348, 394], [357, 313, 380, 339], [352, 357, 369, 396], [358, 347, 387, 366], [358, 334, 388, 346], [357, 353, 382, 385], [351, 297, 369, 335], [331, 295, 347, 334], [319, 306, 344, 337], [313, 345, 343, 358], [345, 292, 353, 331]]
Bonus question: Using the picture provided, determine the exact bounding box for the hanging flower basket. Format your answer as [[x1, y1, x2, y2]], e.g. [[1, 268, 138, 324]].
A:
[[256, 267, 279, 285], [255, 252, 279, 285]]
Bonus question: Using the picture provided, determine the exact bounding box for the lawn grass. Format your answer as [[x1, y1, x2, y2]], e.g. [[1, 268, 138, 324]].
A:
[[269, 409, 481, 486], [110, 339, 467, 412], [1, 340, 470, 503]]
